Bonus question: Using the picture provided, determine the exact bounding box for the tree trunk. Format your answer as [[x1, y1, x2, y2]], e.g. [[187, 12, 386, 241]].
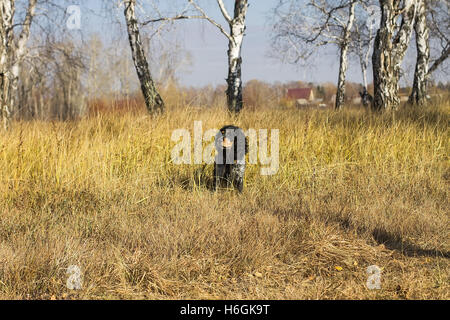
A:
[[226, 0, 248, 113], [335, 1, 356, 110], [372, 29, 395, 110], [335, 45, 349, 110], [359, 64, 374, 108], [226, 31, 244, 113], [9, 0, 36, 117], [356, 16, 374, 108], [361, 63, 368, 91], [408, 0, 429, 106], [372, 0, 418, 111], [124, 0, 164, 114], [0, 0, 14, 129]]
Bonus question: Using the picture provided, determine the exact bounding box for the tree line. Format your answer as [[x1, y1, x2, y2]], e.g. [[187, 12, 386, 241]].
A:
[[273, 0, 448, 110], [0, 0, 448, 129]]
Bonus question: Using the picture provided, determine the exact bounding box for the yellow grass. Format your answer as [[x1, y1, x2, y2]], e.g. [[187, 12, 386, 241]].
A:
[[0, 102, 448, 299]]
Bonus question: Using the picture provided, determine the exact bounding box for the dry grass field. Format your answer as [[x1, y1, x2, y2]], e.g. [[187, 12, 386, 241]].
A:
[[0, 101, 448, 299]]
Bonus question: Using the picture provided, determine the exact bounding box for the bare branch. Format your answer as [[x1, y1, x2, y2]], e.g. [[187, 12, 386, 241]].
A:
[[188, 0, 233, 42], [16, 0, 37, 62], [217, 0, 232, 23], [141, 0, 233, 42], [428, 45, 450, 76], [142, 14, 204, 25]]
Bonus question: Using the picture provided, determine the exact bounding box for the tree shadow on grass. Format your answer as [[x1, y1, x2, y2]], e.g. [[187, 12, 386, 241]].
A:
[[371, 227, 450, 258], [326, 214, 449, 259]]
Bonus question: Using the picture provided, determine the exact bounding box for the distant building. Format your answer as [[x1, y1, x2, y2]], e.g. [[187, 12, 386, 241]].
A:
[[287, 88, 315, 106]]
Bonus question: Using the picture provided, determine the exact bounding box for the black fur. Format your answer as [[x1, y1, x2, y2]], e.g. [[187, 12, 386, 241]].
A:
[[214, 125, 248, 192]]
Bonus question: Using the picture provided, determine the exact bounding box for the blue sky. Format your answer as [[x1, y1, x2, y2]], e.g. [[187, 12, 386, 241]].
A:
[[74, 0, 356, 87], [79, 0, 447, 88]]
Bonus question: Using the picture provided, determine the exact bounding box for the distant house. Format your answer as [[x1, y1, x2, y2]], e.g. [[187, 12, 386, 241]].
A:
[[287, 88, 315, 106]]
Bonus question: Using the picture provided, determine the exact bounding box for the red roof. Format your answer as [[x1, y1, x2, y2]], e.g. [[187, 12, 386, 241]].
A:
[[287, 88, 313, 100]]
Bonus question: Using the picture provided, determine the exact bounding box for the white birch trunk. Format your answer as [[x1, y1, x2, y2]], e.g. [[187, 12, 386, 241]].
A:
[[360, 24, 374, 106], [9, 0, 36, 116], [225, 0, 248, 113], [408, 0, 429, 105], [124, 0, 164, 114], [335, 1, 356, 110], [0, 0, 14, 129], [360, 40, 374, 107], [372, 0, 419, 110], [362, 63, 368, 90]]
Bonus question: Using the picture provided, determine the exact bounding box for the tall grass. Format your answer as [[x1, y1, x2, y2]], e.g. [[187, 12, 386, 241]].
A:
[[0, 102, 448, 299]]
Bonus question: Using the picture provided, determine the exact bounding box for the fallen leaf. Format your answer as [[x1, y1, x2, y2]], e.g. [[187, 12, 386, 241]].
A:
[[307, 275, 316, 281]]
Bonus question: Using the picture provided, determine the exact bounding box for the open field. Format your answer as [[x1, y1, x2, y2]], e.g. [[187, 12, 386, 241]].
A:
[[0, 102, 449, 299]]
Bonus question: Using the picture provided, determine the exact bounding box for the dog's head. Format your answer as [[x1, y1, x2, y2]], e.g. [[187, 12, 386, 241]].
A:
[[215, 125, 248, 162]]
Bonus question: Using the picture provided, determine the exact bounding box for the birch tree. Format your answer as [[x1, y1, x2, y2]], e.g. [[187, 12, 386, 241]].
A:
[[188, 0, 249, 113], [335, 1, 356, 110], [350, 1, 378, 107], [220, 0, 248, 113], [10, 0, 36, 117], [144, 0, 249, 113], [0, 0, 15, 129], [372, 0, 419, 110], [0, 0, 37, 129], [272, 0, 358, 110], [407, 0, 428, 105], [408, 0, 449, 105], [123, 0, 165, 114]]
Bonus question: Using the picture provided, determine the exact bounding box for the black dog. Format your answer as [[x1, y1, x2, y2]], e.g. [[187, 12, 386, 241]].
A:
[[214, 125, 248, 192]]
